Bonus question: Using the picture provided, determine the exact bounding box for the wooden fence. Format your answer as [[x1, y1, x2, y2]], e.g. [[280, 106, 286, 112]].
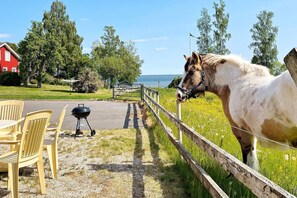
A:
[[112, 83, 142, 100], [142, 86, 295, 198]]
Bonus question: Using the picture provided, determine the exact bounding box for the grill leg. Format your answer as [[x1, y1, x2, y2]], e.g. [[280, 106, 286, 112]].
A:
[[75, 118, 81, 138], [85, 118, 96, 136]]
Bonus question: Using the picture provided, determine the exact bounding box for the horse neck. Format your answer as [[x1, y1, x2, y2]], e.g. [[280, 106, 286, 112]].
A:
[[204, 63, 241, 96]]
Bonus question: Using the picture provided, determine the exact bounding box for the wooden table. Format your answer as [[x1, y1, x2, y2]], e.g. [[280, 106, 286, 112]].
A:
[[0, 120, 18, 130]]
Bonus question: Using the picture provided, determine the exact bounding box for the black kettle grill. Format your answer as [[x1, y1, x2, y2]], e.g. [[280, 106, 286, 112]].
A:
[[72, 104, 96, 137]]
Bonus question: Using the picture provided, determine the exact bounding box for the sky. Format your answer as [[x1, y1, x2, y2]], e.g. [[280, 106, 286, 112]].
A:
[[1, 0, 297, 75]]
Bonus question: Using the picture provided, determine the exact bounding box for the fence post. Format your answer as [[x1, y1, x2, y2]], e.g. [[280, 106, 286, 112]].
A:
[[177, 101, 182, 143], [140, 84, 143, 101], [154, 91, 157, 112], [157, 92, 160, 115]]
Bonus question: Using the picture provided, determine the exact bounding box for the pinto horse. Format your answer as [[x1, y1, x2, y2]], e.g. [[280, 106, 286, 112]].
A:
[[176, 52, 297, 170]]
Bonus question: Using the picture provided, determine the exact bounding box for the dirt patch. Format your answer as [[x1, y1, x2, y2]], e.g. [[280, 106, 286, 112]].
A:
[[0, 128, 189, 197]]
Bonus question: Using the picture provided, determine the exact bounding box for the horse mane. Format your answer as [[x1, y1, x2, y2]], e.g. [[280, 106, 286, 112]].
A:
[[203, 53, 271, 77]]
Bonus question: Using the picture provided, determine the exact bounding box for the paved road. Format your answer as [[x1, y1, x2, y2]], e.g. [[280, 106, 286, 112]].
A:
[[23, 101, 144, 132]]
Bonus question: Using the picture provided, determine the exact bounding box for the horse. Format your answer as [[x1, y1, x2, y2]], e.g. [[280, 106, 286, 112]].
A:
[[176, 52, 297, 170]]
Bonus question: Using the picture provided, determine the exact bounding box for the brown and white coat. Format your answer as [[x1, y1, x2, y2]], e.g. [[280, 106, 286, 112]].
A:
[[177, 52, 297, 170]]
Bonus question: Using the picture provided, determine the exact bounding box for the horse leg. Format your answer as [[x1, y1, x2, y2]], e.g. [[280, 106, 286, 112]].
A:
[[247, 136, 259, 170], [231, 127, 259, 170]]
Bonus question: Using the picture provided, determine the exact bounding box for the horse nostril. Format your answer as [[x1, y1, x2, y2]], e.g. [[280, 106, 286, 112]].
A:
[[177, 93, 181, 99]]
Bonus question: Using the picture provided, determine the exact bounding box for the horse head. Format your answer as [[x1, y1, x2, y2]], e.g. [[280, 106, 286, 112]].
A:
[[176, 52, 206, 102]]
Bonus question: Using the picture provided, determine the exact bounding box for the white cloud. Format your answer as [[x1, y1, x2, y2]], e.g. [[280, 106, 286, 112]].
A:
[[133, 36, 168, 43], [0, 34, 12, 38], [155, 47, 167, 51]]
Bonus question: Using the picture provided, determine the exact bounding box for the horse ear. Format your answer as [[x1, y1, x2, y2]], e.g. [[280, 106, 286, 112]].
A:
[[183, 55, 187, 60], [192, 52, 202, 64]]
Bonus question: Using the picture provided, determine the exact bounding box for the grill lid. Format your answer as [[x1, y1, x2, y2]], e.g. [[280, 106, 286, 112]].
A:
[[72, 104, 91, 118]]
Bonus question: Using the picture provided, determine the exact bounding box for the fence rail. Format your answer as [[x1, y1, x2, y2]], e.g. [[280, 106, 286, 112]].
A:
[[142, 86, 295, 198], [112, 83, 142, 100]]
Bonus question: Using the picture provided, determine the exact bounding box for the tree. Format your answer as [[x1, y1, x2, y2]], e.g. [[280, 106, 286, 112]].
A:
[[18, 0, 84, 88], [197, 8, 213, 53], [271, 61, 287, 76], [42, 0, 83, 78], [249, 11, 278, 70], [18, 21, 47, 87], [91, 26, 143, 88], [117, 41, 143, 83], [5, 42, 18, 52], [212, 0, 231, 54]]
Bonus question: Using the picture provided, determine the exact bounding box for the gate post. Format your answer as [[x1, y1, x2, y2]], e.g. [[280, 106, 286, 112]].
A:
[[284, 48, 297, 87]]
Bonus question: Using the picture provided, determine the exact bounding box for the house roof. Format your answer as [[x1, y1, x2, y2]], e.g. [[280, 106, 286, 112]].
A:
[[0, 42, 21, 60]]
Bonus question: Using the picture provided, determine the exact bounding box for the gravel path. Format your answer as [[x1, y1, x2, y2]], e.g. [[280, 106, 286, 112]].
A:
[[0, 102, 189, 197]]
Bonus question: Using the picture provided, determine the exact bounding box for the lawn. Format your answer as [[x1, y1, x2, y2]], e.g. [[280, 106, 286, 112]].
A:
[[0, 84, 112, 100]]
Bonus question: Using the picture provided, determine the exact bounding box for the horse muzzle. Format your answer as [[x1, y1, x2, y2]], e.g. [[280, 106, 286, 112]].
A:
[[176, 87, 188, 102], [176, 85, 206, 102]]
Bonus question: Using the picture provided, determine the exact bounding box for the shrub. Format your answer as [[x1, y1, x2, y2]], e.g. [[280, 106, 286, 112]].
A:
[[42, 73, 68, 86], [29, 79, 37, 84], [0, 72, 22, 86], [167, 76, 182, 88], [72, 69, 104, 93], [42, 73, 56, 84]]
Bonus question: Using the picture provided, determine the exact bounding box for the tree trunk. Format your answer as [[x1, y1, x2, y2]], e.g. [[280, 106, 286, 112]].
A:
[[36, 63, 44, 88]]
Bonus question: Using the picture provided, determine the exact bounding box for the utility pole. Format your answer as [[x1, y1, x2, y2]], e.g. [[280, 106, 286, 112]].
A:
[[189, 33, 199, 54]]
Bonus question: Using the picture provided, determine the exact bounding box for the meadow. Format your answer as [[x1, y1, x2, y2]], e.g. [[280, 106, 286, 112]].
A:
[[147, 88, 297, 197]]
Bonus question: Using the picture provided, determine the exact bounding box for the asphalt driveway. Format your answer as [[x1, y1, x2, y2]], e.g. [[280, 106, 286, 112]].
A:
[[23, 101, 144, 132]]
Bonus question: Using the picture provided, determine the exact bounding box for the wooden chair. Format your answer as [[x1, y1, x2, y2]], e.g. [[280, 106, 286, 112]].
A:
[[44, 105, 68, 179], [0, 100, 24, 139], [0, 110, 52, 198]]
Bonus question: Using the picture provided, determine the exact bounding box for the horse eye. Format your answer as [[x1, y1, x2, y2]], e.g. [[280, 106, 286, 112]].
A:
[[188, 70, 194, 75]]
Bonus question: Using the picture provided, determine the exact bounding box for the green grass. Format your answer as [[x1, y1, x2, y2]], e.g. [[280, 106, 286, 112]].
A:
[[0, 84, 112, 100], [147, 88, 297, 197]]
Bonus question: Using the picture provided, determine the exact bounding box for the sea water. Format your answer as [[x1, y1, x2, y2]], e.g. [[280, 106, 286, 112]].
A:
[[136, 74, 181, 88]]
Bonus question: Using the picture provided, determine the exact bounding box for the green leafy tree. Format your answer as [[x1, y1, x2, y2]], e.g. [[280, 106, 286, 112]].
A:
[[42, 0, 83, 77], [212, 0, 231, 54], [197, 8, 213, 53], [249, 11, 278, 70], [18, 0, 84, 88], [18, 21, 47, 87], [92, 26, 143, 88], [5, 42, 18, 52], [271, 61, 287, 76], [118, 41, 143, 83], [99, 56, 124, 87]]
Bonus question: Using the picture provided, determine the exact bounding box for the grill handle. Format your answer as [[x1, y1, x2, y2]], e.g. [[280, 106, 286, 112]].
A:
[[78, 104, 85, 107]]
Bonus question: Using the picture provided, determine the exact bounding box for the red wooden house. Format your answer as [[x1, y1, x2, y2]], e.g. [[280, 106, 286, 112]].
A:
[[0, 42, 20, 73]]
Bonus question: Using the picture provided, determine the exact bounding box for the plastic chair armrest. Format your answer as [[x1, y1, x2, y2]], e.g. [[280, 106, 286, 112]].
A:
[[0, 140, 20, 145]]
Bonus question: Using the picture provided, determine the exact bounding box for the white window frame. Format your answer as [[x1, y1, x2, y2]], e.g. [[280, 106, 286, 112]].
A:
[[12, 67, 17, 72], [5, 51, 10, 61], [2, 67, 8, 72]]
